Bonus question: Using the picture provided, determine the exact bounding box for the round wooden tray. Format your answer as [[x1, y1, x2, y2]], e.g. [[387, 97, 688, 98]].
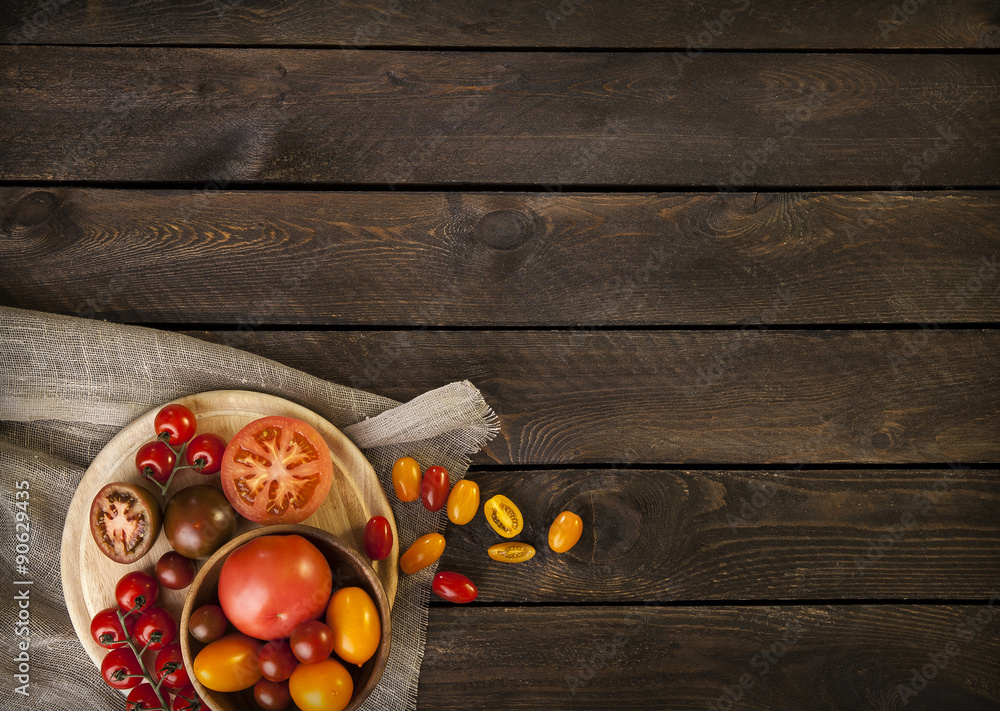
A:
[[61, 390, 398, 670]]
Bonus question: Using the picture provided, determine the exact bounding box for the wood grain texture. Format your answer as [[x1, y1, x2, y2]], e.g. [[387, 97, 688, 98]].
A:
[[2, 188, 998, 325], [2, 48, 998, 186], [420, 605, 1000, 710], [434, 469, 1000, 601], [188, 329, 1000, 465], [2, 0, 998, 49]]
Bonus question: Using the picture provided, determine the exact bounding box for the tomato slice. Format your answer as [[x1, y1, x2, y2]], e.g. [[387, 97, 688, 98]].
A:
[[221, 416, 334, 525], [483, 495, 523, 538], [487, 542, 536, 563]]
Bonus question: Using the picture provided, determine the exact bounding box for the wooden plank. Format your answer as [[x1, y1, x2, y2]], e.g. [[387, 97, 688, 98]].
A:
[[435, 469, 1000, 601], [2, 0, 997, 49], [2, 188, 998, 326], [2, 48, 997, 186], [419, 605, 1000, 710], [187, 330, 1000, 465]]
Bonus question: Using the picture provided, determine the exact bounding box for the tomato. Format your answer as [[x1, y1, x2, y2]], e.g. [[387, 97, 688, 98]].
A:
[[155, 643, 190, 690], [548, 510, 584, 553], [221, 416, 334, 524], [219, 534, 333, 640], [116, 571, 159, 613], [484, 495, 523, 538], [126, 683, 162, 710], [487, 542, 536, 563], [91, 606, 137, 649], [391, 456, 421, 502], [258, 639, 298, 682], [432, 571, 478, 603], [363, 516, 393, 560], [255, 678, 293, 711], [155, 404, 197, 446], [289, 657, 353, 711], [101, 646, 143, 689], [421, 465, 449, 512], [193, 633, 262, 692], [135, 606, 177, 650], [91, 483, 162, 564], [188, 604, 227, 644], [185, 433, 228, 475], [135, 440, 177, 485], [171, 686, 203, 711], [399, 533, 445, 574], [325, 587, 380, 667], [447, 479, 479, 525], [291, 620, 335, 664], [155, 551, 196, 590], [164, 485, 237, 559]]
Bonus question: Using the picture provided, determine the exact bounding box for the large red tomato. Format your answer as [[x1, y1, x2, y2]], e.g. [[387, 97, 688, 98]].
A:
[[218, 535, 333, 640], [221, 416, 334, 524]]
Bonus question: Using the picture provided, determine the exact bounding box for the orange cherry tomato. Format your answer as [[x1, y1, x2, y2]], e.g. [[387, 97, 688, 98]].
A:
[[399, 533, 445, 574], [193, 633, 262, 692], [447, 479, 480, 525], [483, 495, 523, 538], [548, 510, 583, 553], [325, 587, 381, 667], [488, 542, 536, 563], [288, 657, 354, 711], [392, 456, 421, 502]]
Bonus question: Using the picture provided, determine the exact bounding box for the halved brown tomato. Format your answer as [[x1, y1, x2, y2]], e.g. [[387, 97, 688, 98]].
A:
[[89, 482, 162, 564], [221, 416, 334, 525]]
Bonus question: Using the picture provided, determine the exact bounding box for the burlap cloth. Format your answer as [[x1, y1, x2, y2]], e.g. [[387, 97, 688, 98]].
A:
[[0, 306, 499, 710]]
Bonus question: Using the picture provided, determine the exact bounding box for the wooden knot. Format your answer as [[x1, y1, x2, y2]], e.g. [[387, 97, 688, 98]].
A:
[[871, 431, 892, 451], [590, 492, 642, 562], [12, 191, 57, 227], [474, 209, 533, 250]]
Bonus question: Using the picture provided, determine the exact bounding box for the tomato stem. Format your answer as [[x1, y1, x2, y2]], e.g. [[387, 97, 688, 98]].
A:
[[115, 608, 171, 711]]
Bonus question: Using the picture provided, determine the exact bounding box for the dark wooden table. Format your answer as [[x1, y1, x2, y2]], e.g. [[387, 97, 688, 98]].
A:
[[2, 2, 999, 708]]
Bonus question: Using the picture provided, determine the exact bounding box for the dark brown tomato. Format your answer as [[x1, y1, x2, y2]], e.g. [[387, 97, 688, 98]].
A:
[[90, 482, 162, 564], [164, 485, 237, 559]]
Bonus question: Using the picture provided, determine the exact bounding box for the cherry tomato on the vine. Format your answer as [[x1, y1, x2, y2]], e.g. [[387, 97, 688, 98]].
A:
[[258, 639, 297, 683], [171, 686, 204, 711], [91, 606, 137, 649], [399, 533, 445, 574], [116, 571, 159, 613], [363, 516, 393, 560], [432, 571, 478, 603], [155, 551, 196, 590], [289, 657, 353, 711], [185, 433, 227, 475], [188, 604, 228, 644], [135, 440, 177, 484], [290, 620, 335, 665], [155, 643, 190, 690], [391, 456, 421, 502], [548, 510, 583, 553], [487, 542, 536, 563], [447, 479, 479, 525], [484, 495, 523, 538], [421, 465, 450, 512], [155, 404, 197, 446], [125, 683, 162, 710], [255, 678, 293, 711], [135, 606, 177, 651], [101, 646, 143, 689]]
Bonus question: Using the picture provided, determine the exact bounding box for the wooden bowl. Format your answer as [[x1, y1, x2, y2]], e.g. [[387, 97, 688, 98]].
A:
[[180, 524, 392, 711]]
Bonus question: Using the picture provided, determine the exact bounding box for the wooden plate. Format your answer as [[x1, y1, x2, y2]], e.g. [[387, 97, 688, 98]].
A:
[[61, 390, 398, 670]]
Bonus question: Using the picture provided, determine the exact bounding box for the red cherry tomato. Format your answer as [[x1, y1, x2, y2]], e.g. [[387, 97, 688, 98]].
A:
[[432, 571, 478, 604], [126, 683, 162, 710], [189, 604, 228, 644], [155, 551, 196, 590], [170, 686, 203, 711], [421, 465, 450, 512], [258, 639, 298, 682], [90, 606, 137, 649], [186, 433, 227, 475], [135, 440, 177, 484], [135, 606, 177, 650], [363, 516, 393, 561], [155, 403, 197, 445], [290, 620, 335, 664], [116, 571, 159, 613], [255, 678, 292, 711], [101, 646, 143, 689], [155, 643, 190, 690]]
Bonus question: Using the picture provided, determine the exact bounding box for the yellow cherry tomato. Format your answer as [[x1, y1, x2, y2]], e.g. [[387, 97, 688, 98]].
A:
[[392, 456, 422, 502], [548, 510, 583, 553], [447, 479, 480, 525], [399, 532, 445, 574], [192, 633, 262, 692], [483, 495, 523, 538], [488, 541, 536, 563], [289, 657, 354, 711], [325, 586, 381, 667]]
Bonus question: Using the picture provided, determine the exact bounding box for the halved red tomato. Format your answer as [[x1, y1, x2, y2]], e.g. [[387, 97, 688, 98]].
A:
[[221, 416, 334, 524]]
